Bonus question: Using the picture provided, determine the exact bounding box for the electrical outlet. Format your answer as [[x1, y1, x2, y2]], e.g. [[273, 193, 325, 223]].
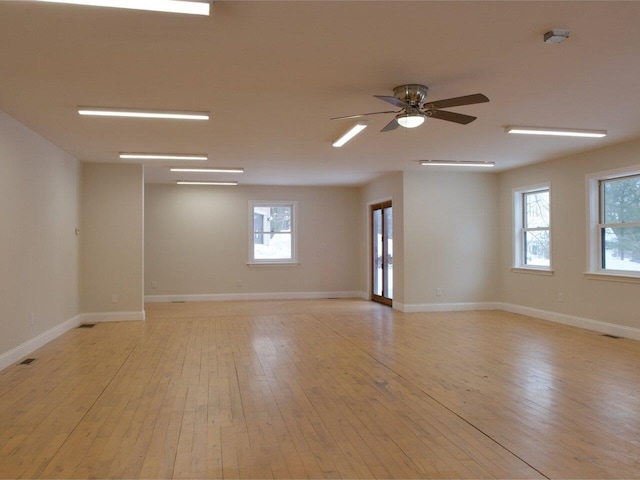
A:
[[151, 281, 158, 289], [29, 313, 35, 327], [436, 288, 442, 297], [111, 294, 119, 304], [557, 292, 564, 302], [237, 280, 243, 288]]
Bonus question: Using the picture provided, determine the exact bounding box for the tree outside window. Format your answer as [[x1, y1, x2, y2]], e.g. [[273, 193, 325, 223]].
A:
[[513, 184, 551, 270], [249, 202, 296, 263], [601, 174, 640, 272], [523, 189, 550, 266]]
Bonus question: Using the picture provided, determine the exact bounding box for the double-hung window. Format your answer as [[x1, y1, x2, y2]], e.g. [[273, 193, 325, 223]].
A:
[[249, 201, 297, 264], [587, 167, 640, 276], [514, 183, 551, 270]]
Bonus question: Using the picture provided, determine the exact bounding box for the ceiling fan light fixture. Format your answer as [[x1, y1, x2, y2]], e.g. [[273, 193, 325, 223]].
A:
[[505, 126, 607, 138], [332, 120, 368, 147], [396, 113, 425, 129], [420, 160, 495, 168]]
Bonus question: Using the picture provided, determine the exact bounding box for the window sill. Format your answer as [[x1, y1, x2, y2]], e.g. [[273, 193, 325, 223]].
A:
[[511, 267, 554, 276], [247, 262, 300, 267], [584, 272, 640, 284]]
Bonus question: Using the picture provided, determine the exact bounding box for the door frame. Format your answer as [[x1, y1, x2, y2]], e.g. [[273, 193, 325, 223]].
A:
[[370, 200, 392, 306]]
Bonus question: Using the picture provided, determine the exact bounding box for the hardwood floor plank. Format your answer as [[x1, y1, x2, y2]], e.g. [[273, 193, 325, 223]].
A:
[[1, 300, 639, 478], [0, 325, 140, 479], [318, 308, 640, 478]]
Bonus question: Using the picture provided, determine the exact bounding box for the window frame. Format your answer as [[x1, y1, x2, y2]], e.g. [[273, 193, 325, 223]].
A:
[[248, 200, 298, 265], [586, 165, 640, 279], [513, 182, 552, 273]]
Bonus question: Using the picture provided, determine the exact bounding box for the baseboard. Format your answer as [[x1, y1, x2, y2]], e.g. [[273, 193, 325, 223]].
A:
[[395, 302, 500, 313], [356, 291, 369, 300], [144, 291, 365, 303], [79, 311, 146, 323], [498, 303, 640, 341], [0, 314, 82, 372]]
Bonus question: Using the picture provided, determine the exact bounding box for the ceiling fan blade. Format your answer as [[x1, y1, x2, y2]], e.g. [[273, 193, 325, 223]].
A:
[[374, 95, 410, 108], [428, 110, 477, 125], [427, 93, 489, 109], [331, 110, 400, 120], [381, 118, 399, 132]]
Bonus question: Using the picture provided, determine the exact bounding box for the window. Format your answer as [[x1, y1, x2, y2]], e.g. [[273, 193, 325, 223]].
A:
[[587, 167, 640, 277], [513, 184, 551, 270], [249, 201, 297, 264]]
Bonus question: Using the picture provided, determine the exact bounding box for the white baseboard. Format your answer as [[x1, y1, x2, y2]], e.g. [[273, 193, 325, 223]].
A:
[[396, 300, 640, 340], [396, 302, 500, 313], [0, 314, 81, 372], [144, 291, 365, 303], [498, 303, 640, 341], [79, 311, 146, 323]]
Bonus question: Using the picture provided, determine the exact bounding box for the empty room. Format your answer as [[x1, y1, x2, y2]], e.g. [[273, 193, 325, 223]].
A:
[[1, 1, 639, 478]]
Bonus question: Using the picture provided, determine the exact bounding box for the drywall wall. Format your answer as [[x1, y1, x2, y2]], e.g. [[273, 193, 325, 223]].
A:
[[144, 184, 362, 299], [402, 171, 499, 310], [360, 172, 404, 305], [80, 163, 144, 318], [0, 110, 81, 361], [498, 138, 640, 331]]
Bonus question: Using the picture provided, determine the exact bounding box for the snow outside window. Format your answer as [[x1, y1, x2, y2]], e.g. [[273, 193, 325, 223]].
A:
[[587, 167, 640, 277], [249, 201, 297, 264], [513, 183, 551, 270]]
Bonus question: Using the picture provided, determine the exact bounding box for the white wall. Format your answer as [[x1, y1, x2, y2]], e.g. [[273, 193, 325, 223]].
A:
[[402, 171, 499, 310], [0, 111, 81, 364], [498, 138, 640, 332], [81, 163, 144, 318], [144, 184, 362, 299]]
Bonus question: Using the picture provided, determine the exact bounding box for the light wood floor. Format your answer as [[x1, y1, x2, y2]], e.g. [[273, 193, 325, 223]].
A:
[[1, 300, 639, 479]]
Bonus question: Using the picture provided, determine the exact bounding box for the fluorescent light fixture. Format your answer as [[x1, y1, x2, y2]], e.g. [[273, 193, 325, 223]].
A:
[[505, 126, 607, 138], [78, 107, 209, 120], [177, 181, 238, 186], [170, 168, 244, 173], [36, 0, 210, 16], [420, 160, 495, 168], [332, 120, 368, 147], [120, 153, 208, 161], [397, 113, 425, 129]]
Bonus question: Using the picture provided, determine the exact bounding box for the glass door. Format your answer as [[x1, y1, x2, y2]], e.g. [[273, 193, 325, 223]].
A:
[[371, 201, 392, 306]]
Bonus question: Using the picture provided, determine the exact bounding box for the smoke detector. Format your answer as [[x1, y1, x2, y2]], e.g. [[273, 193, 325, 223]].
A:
[[544, 29, 570, 44]]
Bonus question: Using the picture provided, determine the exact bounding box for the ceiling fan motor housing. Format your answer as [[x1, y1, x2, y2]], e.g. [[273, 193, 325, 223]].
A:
[[393, 84, 429, 107]]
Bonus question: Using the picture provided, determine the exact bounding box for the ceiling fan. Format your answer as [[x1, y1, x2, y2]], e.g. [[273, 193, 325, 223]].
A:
[[332, 84, 489, 132]]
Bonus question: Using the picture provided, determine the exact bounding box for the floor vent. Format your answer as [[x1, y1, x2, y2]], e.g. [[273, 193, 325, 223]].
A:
[[78, 323, 96, 328], [19, 358, 36, 365], [602, 334, 621, 339], [172, 301, 186, 303]]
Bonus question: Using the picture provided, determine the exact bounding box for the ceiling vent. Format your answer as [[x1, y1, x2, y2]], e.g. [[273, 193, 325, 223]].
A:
[[544, 29, 570, 44]]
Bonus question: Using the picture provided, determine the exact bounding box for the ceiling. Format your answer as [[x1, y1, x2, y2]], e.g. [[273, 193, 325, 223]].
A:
[[2, 1, 640, 186]]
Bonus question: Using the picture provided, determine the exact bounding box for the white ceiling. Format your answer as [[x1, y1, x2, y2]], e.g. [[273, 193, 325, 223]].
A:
[[2, 1, 640, 186]]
